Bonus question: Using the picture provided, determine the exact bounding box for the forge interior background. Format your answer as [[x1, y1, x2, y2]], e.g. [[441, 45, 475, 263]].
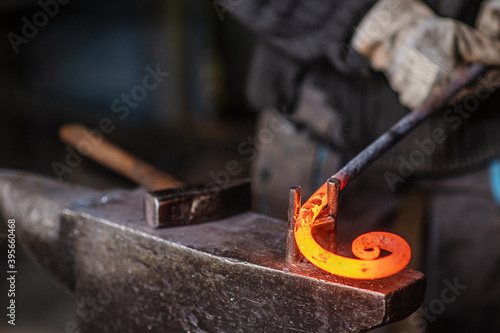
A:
[[0, 1, 257, 331]]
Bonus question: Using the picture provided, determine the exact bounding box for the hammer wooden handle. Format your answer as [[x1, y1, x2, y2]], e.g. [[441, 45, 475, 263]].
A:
[[59, 124, 186, 191]]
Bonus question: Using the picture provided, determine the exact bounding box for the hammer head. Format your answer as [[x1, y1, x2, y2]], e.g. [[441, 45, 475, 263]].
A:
[[144, 179, 252, 228]]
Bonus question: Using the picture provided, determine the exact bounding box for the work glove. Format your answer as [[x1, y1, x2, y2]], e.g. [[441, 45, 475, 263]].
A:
[[477, 0, 500, 36], [351, 0, 500, 109]]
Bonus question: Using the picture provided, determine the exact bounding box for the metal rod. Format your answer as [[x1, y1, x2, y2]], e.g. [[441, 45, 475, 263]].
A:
[[286, 185, 304, 263], [327, 177, 341, 253], [332, 64, 488, 190]]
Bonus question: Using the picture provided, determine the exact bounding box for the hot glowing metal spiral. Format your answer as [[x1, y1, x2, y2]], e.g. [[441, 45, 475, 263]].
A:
[[294, 183, 411, 280], [292, 66, 490, 279]]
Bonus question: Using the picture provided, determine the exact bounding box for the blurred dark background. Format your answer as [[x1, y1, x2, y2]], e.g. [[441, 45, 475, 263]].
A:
[[0, 0, 257, 331]]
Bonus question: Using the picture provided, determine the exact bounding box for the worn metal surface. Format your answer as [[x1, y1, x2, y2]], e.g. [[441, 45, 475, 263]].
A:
[[144, 179, 252, 228], [0, 170, 425, 333]]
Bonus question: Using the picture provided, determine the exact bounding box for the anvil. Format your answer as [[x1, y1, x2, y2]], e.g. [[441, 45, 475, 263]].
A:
[[0, 170, 425, 332]]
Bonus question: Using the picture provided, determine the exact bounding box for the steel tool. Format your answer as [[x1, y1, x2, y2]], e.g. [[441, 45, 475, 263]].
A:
[[332, 64, 494, 189], [59, 124, 251, 227]]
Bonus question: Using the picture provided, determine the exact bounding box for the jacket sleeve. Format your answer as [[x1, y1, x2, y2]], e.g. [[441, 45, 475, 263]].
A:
[[221, 0, 378, 72]]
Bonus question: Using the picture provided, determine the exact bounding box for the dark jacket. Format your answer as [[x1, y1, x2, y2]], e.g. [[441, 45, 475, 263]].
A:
[[228, 0, 500, 175]]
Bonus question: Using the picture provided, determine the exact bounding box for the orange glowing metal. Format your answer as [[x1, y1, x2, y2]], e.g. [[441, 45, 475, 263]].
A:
[[294, 182, 411, 280]]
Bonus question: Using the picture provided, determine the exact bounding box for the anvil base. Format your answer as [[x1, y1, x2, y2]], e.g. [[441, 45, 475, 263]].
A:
[[0, 170, 425, 332]]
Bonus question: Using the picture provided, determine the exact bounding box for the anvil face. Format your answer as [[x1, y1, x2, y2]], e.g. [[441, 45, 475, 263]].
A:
[[0, 170, 425, 332]]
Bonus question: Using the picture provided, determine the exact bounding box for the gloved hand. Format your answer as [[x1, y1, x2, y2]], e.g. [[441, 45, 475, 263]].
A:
[[477, 0, 500, 36], [351, 0, 500, 109]]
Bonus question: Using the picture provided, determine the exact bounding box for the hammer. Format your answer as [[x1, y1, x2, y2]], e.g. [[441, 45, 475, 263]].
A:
[[59, 124, 251, 228]]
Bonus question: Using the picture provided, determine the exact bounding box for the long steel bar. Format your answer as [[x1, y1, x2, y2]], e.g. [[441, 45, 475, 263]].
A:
[[332, 64, 487, 189]]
